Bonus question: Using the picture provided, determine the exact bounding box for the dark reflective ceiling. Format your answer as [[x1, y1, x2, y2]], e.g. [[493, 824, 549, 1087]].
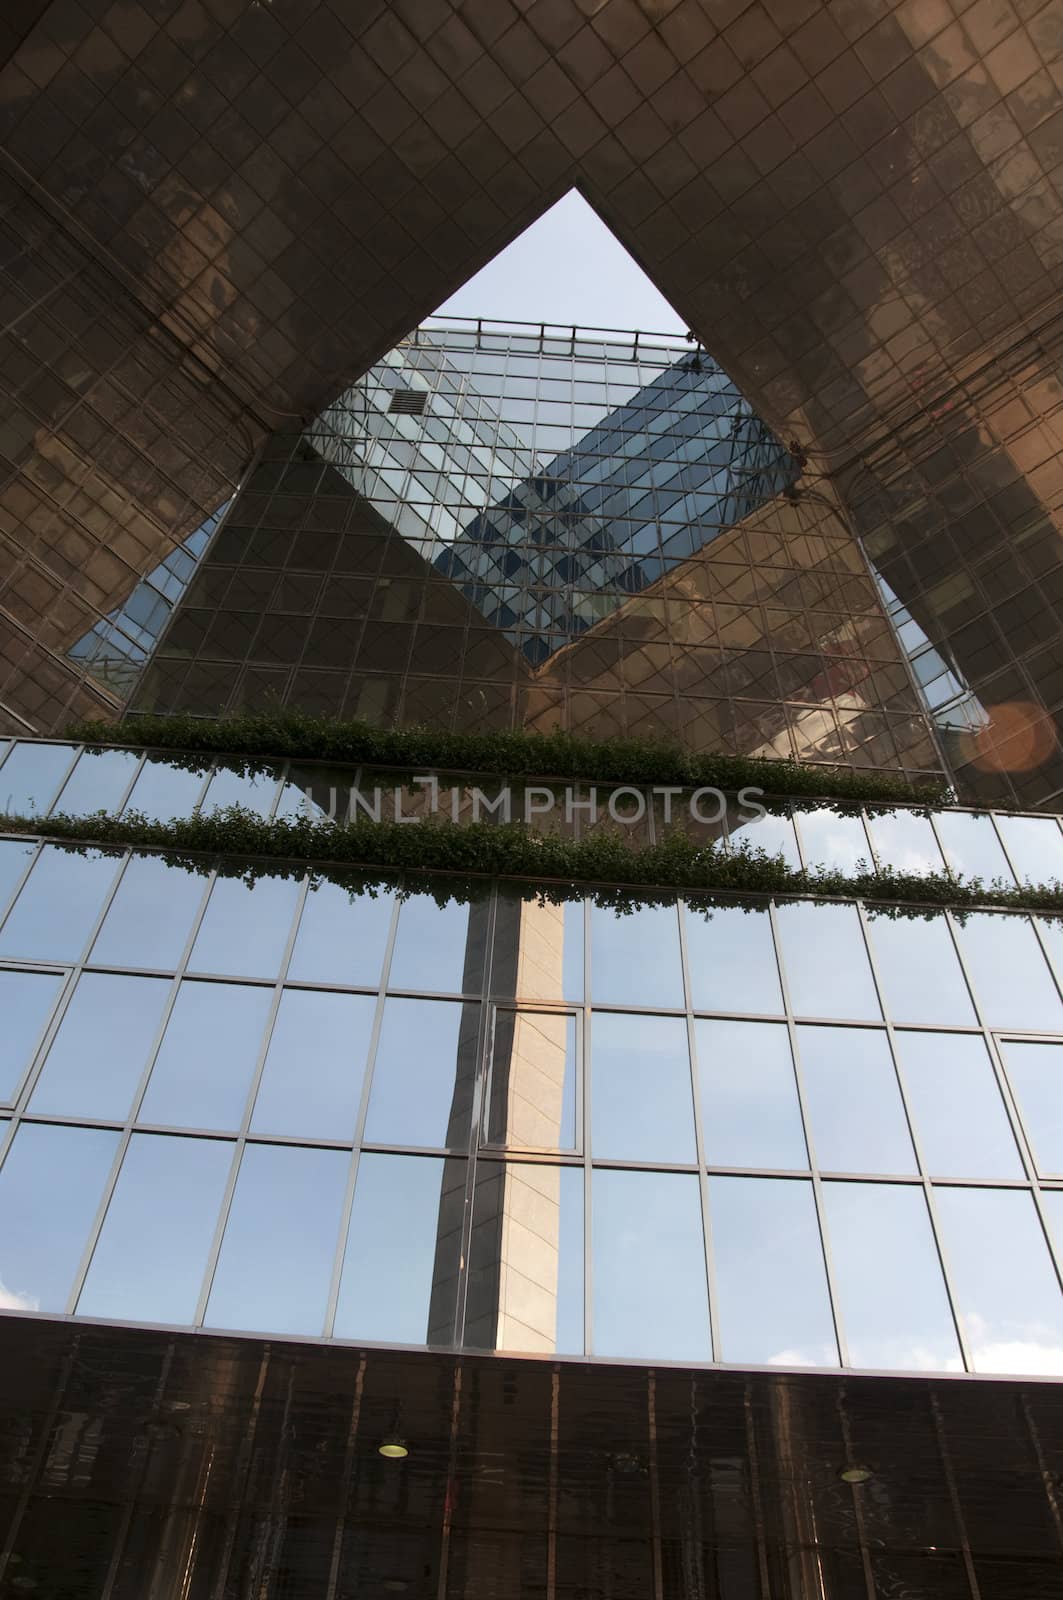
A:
[[3, 1317, 1063, 1599]]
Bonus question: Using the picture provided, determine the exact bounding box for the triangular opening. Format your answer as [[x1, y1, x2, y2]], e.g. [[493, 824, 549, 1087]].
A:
[[432, 190, 686, 336]]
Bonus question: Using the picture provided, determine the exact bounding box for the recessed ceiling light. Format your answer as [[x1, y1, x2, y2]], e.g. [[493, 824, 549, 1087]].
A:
[[838, 1464, 874, 1485], [378, 1438, 409, 1460]]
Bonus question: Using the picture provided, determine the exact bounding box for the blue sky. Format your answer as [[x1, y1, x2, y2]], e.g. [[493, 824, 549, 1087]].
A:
[[434, 190, 686, 336]]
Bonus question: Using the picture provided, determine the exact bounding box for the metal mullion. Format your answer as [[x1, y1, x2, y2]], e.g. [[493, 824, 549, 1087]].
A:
[[1025, 910, 1063, 1009], [63, 852, 224, 1318], [678, 897, 721, 1363], [788, 803, 809, 873], [925, 810, 957, 884], [857, 807, 881, 875], [987, 808, 1022, 887], [192, 873, 311, 1328], [861, 901, 975, 1372], [769, 899, 848, 1369], [110, 747, 147, 818], [322, 890, 403, 1338], [582, 893, 592, 1358], [13, 739, 81, 820], [453, 888, 499, 1349], [0, 836, 42, 936]]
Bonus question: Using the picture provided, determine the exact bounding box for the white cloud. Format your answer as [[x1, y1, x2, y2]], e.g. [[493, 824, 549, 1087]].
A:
[[0, 1277, 38, 1312]]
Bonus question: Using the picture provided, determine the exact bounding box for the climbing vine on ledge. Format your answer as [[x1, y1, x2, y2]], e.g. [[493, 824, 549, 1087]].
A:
[[65, 709, 951, 811], [5, 807, 1061, 921]]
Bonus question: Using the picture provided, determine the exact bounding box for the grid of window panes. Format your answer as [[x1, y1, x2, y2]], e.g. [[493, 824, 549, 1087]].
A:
[[311, 324, 796, 663], [5, 749, 1063, 1372]]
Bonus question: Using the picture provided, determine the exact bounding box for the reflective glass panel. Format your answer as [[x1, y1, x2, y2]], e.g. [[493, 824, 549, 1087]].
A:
[[29, 973, 169, 1120], [250, 989, 375, 1141], [0, 846, 120, 962], [90, 854, 208, 971], [952, 913, 1063, 1032], [591, 1013, 694, 1162], [288, 882, 393, 987], [466, 1161, 583, 1354], [867, 811, 944, 874], [139, 981, 272, 1130], [204, 1142, 348, 1336], [728, 809, 800, 870], [710, 1176, 837, 1366], [53, 748, 141, 817], [388, 894, 477, 993], [0, 1122, 118, 1312], [188, 873, 301, 978], [364, 998, 478, 1148], [995, 815, 1063, 884], [864, 912, 974, 1025], [697, 1019, 806, 1169], [592, 1169, 710, 1361], [796, 808, 871, 873], [590, 903, 683, 1008], [773, 902, 881, 1021], [0, 969, 63, 1102], [894, 1032, 1023, 1178], [684, 903, 782, 1014], [933, 1187, 1063, 1375], [797, 1025, 916, 1174], [1000, 1041, 1063, 1177], [0, 839, 35, 916], [491, 896, 583, 1004], [933, 811, 1012, 883], [487, 1011, 576, 1150], [0, 741, 74, 816], [121, 756, 209, 821], [822, 1182, 960, 1371], [78, 1133, 232, 1324], [335, 1152, 460, 1344], [199, 763, 281, 817]]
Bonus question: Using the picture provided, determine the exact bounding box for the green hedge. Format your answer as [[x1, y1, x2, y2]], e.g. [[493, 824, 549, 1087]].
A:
[[65, 709, 951, 811], [6, 806, 1061, 920]]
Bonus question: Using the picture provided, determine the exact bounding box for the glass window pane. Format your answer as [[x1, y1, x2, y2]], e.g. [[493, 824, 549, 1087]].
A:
[[121, 756, 209, 821], [53, 748, 141, 817], [867, 811, 944, 874], [250, 989, 376, 1141], [0, 741, 75, 817], [335, 1152, 462, 1344], [864, 912, 974, 1025], [465, 1161, 583, 1354], [90, 854, 208, 971], [591, 903, 683, 1008], [139, 981, 272, 1131], [188, 873, 301, 978], [0, 1123, 118, 1311], [0, 969, 63, 1102], [933, 1187, 1063, 1375], [685, 903, 782, 1014], [933, 811, 1012, 883], [697, 1019, 806, 1169], [592, 1169, 710, 1361], [78, 1133, 232, 1324], [0, 846, 121, 962], [796, 808, 872, 872], [822, 1182, 960, 1371], [388, 894, 479, 993], [995, 815, 1063, 884], [487, 1010, 576, 1150], [0, 839, 35, 917], [774, 902, 881, 1021], [797, 1025, 916, 1174], [952, 913, 1063, 1031], [895, 1031, 1023, 1178], [710, 1176, 837, 1366], [29, 973, 170, 1120], [728, 809, 800, 870], [205, 1142, 348, 1335], [364, 998, 479, 1149], [199, 763, 281, 817], [288, 882, 393, 987], [591, 1013, 694, 1162], [490, 895, 583, 1004], [1000, 1042, 1063, 1177]]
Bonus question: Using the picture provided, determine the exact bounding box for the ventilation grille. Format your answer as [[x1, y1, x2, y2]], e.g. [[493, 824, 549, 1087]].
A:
[[388, 388, 427, 416]]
